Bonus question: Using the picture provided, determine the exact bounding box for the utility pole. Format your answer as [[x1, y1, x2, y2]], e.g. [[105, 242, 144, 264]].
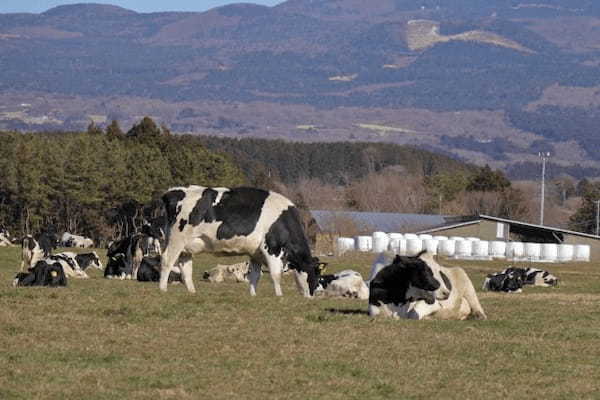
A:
[[538, 152, 550, 226], [595, 200, 600, 236]]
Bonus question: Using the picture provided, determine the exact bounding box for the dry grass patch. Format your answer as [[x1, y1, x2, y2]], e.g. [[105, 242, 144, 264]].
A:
[[1, 248, 600, 399]]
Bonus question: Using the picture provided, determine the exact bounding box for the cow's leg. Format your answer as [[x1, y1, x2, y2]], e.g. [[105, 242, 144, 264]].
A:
[[248, 262, 262, 296], [177, 253, 195, 293], [293, 270, 311, 298], [159, 244, 184, 292], [263, 254, 285, 297]]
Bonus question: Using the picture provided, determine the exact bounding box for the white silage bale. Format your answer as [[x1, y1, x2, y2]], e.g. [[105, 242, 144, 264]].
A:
[[524, 243, 541, 260], [472, 240, 489, 259], [574, 244, 591, 262], [541, 243, 558, 262], [433, 235, 448, 241], [418, 234, 433, 241], [557, 244, 574, 262], [356, 236, 372, 252], [506, 242, 525, 259], [404, 233, 419, 240], [455, 240, 473, 258], [406, 239, 423, 256], [490, 241, 507, 258], [372, 232, 390, 253], [439, 240, 456, 257], [423, 239, 439, 255]]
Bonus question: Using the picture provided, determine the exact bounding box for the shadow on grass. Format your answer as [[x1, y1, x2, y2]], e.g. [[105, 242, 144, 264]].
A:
[[325, 308, 369, 316]]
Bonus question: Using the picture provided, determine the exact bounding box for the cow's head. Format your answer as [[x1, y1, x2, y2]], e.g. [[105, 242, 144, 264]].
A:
[[410, 251, 451, 301], [540, 271, 559, 287], [87, 251, 103, 270], [291, 256, 324, 297], [388, 253, 443, 304], [104, 253, 128, 279]]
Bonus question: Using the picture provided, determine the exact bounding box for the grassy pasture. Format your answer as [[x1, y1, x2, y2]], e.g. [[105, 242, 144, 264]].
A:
[[1, 247, 600, 399]]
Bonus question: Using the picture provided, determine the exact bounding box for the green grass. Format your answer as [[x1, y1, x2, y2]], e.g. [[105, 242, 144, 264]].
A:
[[1, 247, 600, 399]]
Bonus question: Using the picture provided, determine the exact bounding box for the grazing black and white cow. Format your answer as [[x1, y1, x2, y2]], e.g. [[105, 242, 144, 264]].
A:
[[60, 232, 94, 248], [368, 251, 486, 320], [482, 270, 523, 293], [12, 260, 67, 287], [20, 235, 49, 271], [315, 269, 369, 300], [159, 186, 321, 297], [137, 255, 182, 283]]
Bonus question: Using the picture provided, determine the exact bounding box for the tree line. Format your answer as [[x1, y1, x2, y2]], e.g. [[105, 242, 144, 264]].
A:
[[0, 118, 244, 242], [2, 116, 594, 242]]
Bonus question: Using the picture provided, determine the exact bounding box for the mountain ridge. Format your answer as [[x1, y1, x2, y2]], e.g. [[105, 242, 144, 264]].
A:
[[1, 1, 600, 178]]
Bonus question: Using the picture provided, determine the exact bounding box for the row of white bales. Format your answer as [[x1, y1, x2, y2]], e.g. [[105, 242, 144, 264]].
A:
[[337, 232, 591, 262]]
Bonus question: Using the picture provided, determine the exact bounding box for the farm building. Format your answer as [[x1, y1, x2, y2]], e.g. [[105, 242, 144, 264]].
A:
[[307, 210, 473, 255], [418, 214, 600, 261], [308, 210, 600, 261]]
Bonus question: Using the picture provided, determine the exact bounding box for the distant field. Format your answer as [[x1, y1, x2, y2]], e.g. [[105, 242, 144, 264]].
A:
[[1, 247, 600, 399]]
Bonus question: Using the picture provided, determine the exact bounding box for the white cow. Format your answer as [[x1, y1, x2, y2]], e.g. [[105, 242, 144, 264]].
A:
[[315, 270, 369, 300], [159, 186, 322, 297], [202, 262, 251, 283], [61, 232, 94, 248]]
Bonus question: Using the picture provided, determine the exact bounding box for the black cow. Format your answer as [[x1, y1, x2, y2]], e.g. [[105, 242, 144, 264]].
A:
[[13, 260, 67, 287], [137, 255, 181, 283], [104, 253, 128, 279], [159, 186, 322, 297]]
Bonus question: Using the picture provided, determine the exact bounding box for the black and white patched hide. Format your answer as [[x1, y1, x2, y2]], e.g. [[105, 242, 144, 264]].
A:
[[46, 253, 88, 279], [137, 255, 181, 283], [160, 186, 320, 297], [13, 260, 67, 287], [104, 253, 129, 279], [494, 266, 558, 288], [74, 252, 103, 271], [60, 232, 94, 248], [368, 253, 442, 310], [315, 269, 369, 300], [20, 235, 47, 271], [482, 271, 523, 293]]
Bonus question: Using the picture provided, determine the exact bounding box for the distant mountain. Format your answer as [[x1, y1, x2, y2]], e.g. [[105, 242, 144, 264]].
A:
[[1, 0, 600, 178]]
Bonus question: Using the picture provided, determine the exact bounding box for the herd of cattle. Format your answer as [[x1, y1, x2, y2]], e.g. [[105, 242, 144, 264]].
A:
[[4, 185, 560, 321]]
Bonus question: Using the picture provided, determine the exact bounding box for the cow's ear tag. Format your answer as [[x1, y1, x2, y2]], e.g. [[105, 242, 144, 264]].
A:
[[50, 271, 58, 277]]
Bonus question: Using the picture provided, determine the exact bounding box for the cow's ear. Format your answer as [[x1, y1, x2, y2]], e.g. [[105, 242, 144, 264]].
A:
[[392, 254, 403, 264]]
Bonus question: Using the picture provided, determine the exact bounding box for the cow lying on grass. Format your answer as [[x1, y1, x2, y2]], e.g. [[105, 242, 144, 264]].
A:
[[202, 262, 251, 283], [137, 255, 182, 283], [315, 270, 369, 300], [482, 270, 523, 293], [159, 186, 322, 297], [483, 266, 558, 292], [13, 260, 67, 287], [368, 251, 486, 320]]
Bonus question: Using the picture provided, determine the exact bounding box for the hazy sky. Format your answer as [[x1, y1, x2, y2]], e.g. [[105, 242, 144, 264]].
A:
[[0, 1, 285, 14]]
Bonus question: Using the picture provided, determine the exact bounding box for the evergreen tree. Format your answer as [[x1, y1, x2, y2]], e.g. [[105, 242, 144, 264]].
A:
[[105, 120, 124, 140]]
